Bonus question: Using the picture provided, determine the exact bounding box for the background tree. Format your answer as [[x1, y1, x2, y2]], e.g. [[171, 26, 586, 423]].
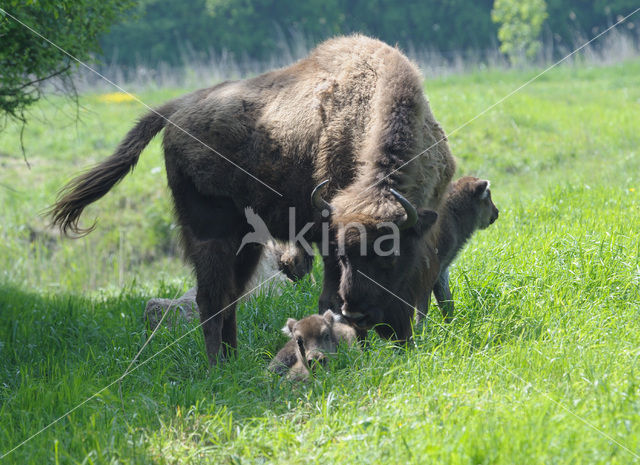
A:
[[2, 0, 638, 114], [544, 0, 640, 51], [0, 0, 132, 125], [100, 0, 498, 68], [98, 0, 638, 70], [491, 0, 548, 64]]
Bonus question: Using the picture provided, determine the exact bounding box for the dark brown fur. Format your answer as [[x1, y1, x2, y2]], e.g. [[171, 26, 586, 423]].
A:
[[269, 310, 357, 380], [48, 35, 456, 363], [417, 176, 499, 323]]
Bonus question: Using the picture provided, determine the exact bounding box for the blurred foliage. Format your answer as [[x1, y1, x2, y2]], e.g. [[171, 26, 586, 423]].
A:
[[99, 0, 640, 68], [1, 0, 638, 124], [101, 0, 497, 67], [0, 0, 132, 123], [545, 0, 639, 48], [492, 0, 548, 64]]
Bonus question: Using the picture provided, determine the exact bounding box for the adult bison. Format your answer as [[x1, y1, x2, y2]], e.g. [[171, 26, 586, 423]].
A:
[[50, 35, 455, 363]]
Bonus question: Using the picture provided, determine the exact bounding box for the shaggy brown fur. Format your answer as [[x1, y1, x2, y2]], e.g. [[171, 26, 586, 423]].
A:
[[49, 35, 455, 363], [417, 176, 499, 323], [269, 310, 357, 380], [336, 209, 439, 341]]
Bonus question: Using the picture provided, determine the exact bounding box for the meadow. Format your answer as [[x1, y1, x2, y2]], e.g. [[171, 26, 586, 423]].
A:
[[1, 58, 639, 464]]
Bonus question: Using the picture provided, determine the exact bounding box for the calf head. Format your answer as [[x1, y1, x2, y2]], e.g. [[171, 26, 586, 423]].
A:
[[312, 181, 438, 340], [282, 310, 354, 371], [275, 242, 314, 281], [449, 177, 499, 230]]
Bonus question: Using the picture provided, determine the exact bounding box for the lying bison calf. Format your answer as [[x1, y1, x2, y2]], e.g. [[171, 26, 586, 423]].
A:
[[269, 310, 357, 380], [145, 240, 313, 331], [418, 176, 499, 323], [145, 287, 198, 331]]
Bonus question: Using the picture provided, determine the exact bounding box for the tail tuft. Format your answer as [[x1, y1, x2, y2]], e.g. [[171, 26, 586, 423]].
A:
[[48, 157, 136, 236], [47, 89, 208, 236], [48, 106, 170, 236]]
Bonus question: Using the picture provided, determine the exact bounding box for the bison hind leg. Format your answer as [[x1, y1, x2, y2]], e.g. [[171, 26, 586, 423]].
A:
[[182, 232, 262, 365]]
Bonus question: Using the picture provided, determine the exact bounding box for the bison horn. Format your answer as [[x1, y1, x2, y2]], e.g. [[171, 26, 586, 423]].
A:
[[390, 188, 418, 230], [311, 180, 334, 213]]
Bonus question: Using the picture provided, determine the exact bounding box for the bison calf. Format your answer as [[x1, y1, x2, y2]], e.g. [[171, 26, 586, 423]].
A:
[[269, 310, 357, 380], [418, 176, 499, 323], [145, 287, 198, 331]]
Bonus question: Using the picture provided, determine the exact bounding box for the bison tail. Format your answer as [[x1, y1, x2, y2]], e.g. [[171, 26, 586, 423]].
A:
[[48, 101, 180, 237]]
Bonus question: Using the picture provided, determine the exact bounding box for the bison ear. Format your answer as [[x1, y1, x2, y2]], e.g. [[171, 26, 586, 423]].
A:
[[414, 209, 438, 236], [474, 180, 490, 199], [282, 318, 297, 337]]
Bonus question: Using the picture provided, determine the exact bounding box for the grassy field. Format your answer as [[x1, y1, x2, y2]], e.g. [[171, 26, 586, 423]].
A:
[[1, 59, 639, 464]]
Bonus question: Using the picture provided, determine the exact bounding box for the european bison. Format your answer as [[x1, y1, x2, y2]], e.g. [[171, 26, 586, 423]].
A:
[[268, 310, 357, 380], [49, 35, 455, 363], [416, 176, 499, 323]]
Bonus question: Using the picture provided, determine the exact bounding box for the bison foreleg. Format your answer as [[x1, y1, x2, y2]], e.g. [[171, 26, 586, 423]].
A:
[[415, 290, 431, 326], [196, 284, 226, 365], [318, 252, 342, 314], [221, 309, 237, 360], [433, 267, 454, 323]]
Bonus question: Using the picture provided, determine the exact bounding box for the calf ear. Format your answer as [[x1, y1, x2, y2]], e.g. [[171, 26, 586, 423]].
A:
[[323, 310, 342, 325], [474, 180, 490, 199], [282, 318, 297, 337], [414, 209, 438, 236]]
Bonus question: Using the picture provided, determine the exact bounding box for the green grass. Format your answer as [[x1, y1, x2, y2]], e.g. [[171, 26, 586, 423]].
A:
[[1, 59, 640, 464]]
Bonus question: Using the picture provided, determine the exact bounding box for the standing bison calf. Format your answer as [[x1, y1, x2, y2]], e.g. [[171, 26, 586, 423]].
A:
[[49, 35, 455, 364], [417, 176, 499, 323], [269, 310, 358, 380]]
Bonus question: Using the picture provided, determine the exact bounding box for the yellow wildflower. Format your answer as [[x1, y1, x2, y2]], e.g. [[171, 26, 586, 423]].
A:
[[97, 92, 136, 103]]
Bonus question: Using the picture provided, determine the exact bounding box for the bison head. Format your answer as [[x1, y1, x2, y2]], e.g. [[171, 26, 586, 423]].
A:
[[284, 311, 343, 370], [312, 180, 438, 341], [447, 176, 499, 231]]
